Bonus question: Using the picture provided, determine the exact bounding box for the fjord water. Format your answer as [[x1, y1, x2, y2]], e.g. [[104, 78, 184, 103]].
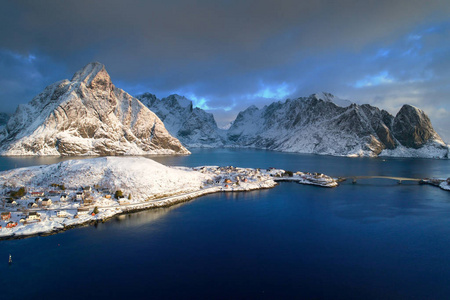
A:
[[1, 149, 450, 299]]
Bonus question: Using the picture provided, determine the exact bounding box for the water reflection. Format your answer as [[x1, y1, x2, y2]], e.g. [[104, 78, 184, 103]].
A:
[[111, 203, 183, 227]]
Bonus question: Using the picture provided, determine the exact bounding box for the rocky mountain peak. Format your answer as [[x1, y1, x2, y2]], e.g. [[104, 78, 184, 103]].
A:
[[71, 62, 112, 90], [312, 92, 334, 101], [243, 105, 259, 113], [137, 93, 158, 107], [162, 94, 193, 110], [312, 92, 353, 108], [138, 93, 225, 148], [392, 104, 445, 149], [0, 62, 189, 156]]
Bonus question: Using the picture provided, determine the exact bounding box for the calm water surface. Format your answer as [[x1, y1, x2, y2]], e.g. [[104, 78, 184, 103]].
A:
[[1, 149, 450, 299]]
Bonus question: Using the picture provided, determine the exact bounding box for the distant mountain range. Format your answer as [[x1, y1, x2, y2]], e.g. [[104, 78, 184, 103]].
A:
[[137, 92, 448, 158], [0, 62, 447, 158], [0, 62, 189, 156], [226, 92, 447, 158], [137, 93, 226, 147]]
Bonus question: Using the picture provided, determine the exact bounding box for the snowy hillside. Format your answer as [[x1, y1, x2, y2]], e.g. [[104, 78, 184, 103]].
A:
[[0, 157, 208, 201], [227, 93, 448, 158], [137, 93, 226, 147], [0, 62, 189, 156], [0, 157, 282, 238]]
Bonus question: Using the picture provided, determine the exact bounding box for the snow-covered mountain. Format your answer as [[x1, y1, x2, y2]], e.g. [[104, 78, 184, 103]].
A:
[[0, 62, 189, 156], [137, 93, 225, 147], [227, 93, 448, 158], [0, 112, 10, 141]]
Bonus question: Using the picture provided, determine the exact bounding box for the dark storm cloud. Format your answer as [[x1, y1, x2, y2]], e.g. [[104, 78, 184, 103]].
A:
[[0, 0, 449, 139], [2, 0, 448, 78], [0, 49, 67, 111]]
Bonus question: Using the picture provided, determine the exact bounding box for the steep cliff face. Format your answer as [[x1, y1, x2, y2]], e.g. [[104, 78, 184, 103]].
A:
[[0, 62, 189, 156], [392, 104, 444, 149], [227, 93, 447, 158], [137, 93, 225, 147]]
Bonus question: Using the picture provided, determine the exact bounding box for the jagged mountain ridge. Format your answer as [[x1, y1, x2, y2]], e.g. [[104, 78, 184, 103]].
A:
[[137, 93, 225, 147], [0, 62, 189, 156], [134, 93, 448, 158], [227, 93, 447, 158], [135, 91, 447, 158], [1, 60, 445, 158]]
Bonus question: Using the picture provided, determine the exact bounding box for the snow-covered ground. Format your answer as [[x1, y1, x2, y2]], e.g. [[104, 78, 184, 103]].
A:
[[270, 170, 339, 187], [380, 143, 449, 159], [0, 157, 299, 239], [440, 181, 450, 191], [2, 156, 447, 239]]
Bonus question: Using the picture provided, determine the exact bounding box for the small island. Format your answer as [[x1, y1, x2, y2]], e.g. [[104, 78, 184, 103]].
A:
[[0, 157, 338, 240]]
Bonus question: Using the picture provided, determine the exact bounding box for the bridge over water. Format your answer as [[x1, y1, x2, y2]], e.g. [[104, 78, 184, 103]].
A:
[[343, 176, 423, 184]]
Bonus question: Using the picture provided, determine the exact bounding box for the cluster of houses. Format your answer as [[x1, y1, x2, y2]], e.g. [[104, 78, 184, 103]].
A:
[[0, 184, 118, 231], [1, 212, 17, 229], [194, 166, 263, 188], [1, 184, 112, 209]]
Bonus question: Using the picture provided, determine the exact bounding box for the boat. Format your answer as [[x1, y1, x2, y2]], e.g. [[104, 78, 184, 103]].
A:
[[8, 254, 12, 264]]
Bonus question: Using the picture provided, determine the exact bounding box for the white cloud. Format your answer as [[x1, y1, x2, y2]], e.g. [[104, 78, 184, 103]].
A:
[[353, 71, 395, 88]]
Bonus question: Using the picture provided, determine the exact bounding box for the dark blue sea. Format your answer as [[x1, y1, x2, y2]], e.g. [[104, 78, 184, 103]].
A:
[[1, 149, 450, 299]]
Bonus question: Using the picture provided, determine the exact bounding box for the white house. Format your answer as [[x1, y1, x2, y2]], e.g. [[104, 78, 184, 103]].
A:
[[41, 198, 52, 207], [118, 198, 129, 205], [56, 211, 67, 218], [76, 208, 89, 216], [6, 199, 17, 207], [76, 192, 84, 201], [28, 202, 38, 208], [26, 212, 41, 222]]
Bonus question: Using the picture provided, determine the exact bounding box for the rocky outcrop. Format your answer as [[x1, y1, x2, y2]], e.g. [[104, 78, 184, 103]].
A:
[[0, 62, 189, 156], [137, 93, 225, 147], [392, 104, 443, 149]]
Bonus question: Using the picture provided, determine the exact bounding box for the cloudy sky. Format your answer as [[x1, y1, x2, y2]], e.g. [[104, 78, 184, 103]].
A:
[[1, 0, 449, 141]]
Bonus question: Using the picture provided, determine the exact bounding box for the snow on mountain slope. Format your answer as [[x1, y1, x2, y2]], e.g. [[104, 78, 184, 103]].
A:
[[137, 93, 226, 147], [313, 92, 353, 107], [0, 63, 189, 156], [227, 93, 448, 158], [0, 156, 209, 201]]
